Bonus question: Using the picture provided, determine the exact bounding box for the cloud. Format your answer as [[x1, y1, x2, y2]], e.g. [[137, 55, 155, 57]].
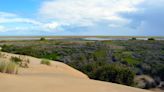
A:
[[1, 0, 164, 36], [120, 0, 164, 36], [0, 11, 59, 33], [0, 25, 6, 32], [0, 12, 17, 18], [43, 22, 59, 30], [0, 11, 43, 26], [39, 0, 144, 27], [38, 0, 164, 36]]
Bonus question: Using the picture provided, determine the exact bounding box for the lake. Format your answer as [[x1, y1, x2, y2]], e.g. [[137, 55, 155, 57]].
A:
[[0, 37, 164, 41]]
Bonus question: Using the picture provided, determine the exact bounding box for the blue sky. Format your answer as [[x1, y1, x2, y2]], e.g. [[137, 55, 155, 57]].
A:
[[0, 0, 164, 36]]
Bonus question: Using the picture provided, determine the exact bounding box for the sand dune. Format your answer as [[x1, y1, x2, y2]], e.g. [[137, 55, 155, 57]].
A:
[[0, 52, 152, 92]]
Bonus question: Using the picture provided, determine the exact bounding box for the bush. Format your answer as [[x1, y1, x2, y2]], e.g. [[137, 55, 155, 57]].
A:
[[93, 64, 135, 86], [157, 66, 164, 81], [10, 56, 29, 68], [131, 37, 137, 40], [148, 38, 155, 40], [41, 59, 51, 65], [0, 61, 18, 74], [10, 56, 22, 64], [40, 37, 46, 41]]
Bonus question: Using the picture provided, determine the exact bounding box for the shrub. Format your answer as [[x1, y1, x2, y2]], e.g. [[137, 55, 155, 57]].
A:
[[10, 56, 22, 64], [93, 64, 135, 86], [10, 56, 29, 68], [41, 59, 51, 65], [0, 61, 18, 74], [157, 66, 164, 81], [131, 37, 137, 40], [148, 38, 155, 40], [40, 37, 46, 41]]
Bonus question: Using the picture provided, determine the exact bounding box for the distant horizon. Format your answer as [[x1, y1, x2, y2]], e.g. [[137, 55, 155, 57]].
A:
[[0, 35, 164, 37]]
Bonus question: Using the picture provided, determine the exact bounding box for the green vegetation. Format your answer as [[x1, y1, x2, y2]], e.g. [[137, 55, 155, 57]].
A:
[[94, 64, 135, 86], [0, 61, 18, 74], [40, 37, 46, 41], [10, 56, 22, 64], [148, 38, 155, 40], [131, 37, 137, 40], [0, 39, 164, 89], [10, 56, 30, 68], [41, 59, 51, 65]]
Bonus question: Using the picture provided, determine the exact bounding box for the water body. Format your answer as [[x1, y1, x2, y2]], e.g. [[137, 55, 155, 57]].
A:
[[83, 37, 164, 41], [0, 37, 164, 41], [83, 37, 129, 41]]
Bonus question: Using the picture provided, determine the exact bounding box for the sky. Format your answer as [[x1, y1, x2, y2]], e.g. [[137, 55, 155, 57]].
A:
[[0, 0, 164, 36]]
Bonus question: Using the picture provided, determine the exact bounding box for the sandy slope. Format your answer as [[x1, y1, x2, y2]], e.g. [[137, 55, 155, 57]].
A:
[[0, 52, 152, 92]]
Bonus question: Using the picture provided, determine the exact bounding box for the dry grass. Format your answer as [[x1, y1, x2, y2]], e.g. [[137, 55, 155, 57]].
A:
[[41, 59, 51, 65], [0, 61, 18, 74], [10, 56, 30, 68]]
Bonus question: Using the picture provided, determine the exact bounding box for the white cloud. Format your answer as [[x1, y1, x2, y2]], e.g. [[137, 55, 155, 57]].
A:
[[0, 18, 42, 25], [39, 0, 144, 26], [0, 12, 42, 25], [43, 22, 59, 30], [0, 12, 59, 32], [0, 12, 17, 18], [0, 26, 7, 32]]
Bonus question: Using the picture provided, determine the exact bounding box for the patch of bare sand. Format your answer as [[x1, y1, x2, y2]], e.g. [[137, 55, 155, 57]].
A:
[[0, 52, 152, 92]]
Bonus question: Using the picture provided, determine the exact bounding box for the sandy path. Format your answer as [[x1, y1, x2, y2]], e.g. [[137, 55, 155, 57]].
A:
[[0, 52, 152, 92]]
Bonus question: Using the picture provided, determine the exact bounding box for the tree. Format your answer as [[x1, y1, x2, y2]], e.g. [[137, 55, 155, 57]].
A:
[[40, 37, 46, 41], [148, 38, 155, 40], [131, 37, 137, 40]]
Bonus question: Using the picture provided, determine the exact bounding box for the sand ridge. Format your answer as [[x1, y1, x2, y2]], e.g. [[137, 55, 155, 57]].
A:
[[0, 52, 152, 92]]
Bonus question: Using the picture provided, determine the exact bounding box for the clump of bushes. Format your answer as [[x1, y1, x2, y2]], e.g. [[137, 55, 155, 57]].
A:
[[70, 61, 135, 86], [0, 61, 18, 74], [93, 64, 135, 86], [148, 38, 155, 40], [10, 56, 30, 68], [10, 56, 22, 64], [41, 59, 51, 65], [40, 37, 46, 41], [131, 37, 137, 40]]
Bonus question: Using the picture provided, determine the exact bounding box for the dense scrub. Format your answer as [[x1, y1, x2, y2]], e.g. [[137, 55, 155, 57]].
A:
[[0, 39, 164, 88]]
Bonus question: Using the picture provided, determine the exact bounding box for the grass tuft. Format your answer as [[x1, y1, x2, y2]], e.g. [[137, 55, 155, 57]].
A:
[[41, 59, 51, 65], [0, 61, 18, 74], [10, 56, 30, 68]]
